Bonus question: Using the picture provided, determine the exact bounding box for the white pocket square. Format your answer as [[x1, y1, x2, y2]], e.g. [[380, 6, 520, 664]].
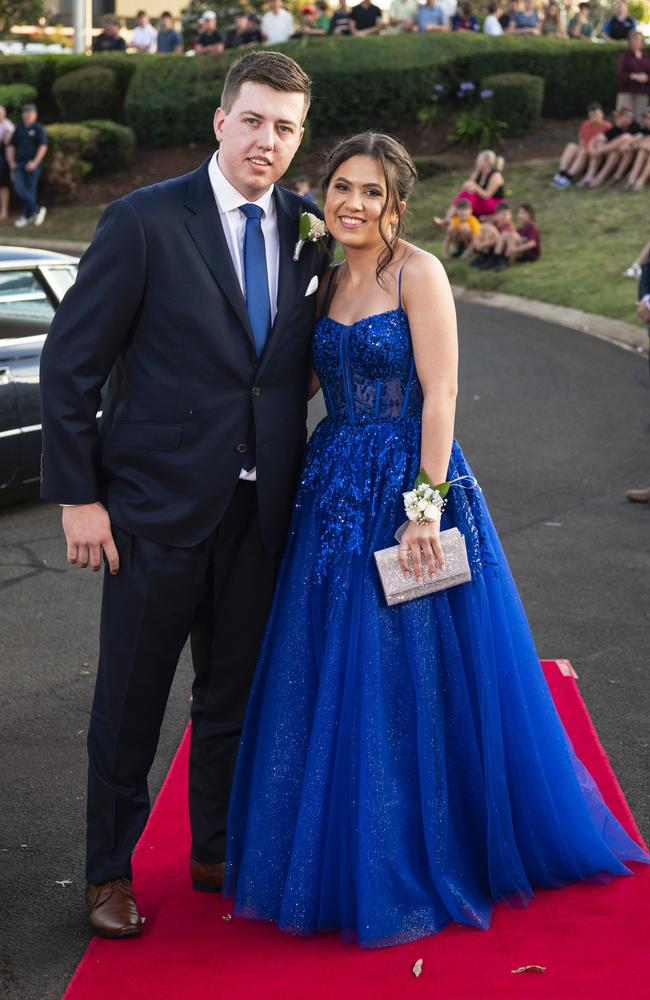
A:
[[305, 276, 319, 297]]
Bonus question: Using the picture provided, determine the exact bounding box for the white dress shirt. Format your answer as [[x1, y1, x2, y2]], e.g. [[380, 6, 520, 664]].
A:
[[208, 152, 279, 323], [208, 152, 281, 480], [131, 23, 158, 52], [261, 8, 295, 44]]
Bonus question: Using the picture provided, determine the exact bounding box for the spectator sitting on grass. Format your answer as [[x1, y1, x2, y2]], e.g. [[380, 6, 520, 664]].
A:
[[92, 16, 127, 52], [625, 110, 650, 189], [435, 149, 505, 223], [418, 0, 449, 32], [329, 0, 356, 33], [483, 1, 504, 34], [388, 0, 419, 32], [602, 0, 635, 42], [193, 10, 225, 53], [131, 10, 157, 52], [451, 1, 478, 30], [614, 106, 650, 186], [156, 11, 182, 52], [541, 2, 564, 37], [442, 198, 481, 259], [578, 105, 641, 188], [489, 202, 541, 271], [469, 201, 515, 267], [509, 0, 541, 35], [552, 102, 611, 188], [568, 2, 593, 40]]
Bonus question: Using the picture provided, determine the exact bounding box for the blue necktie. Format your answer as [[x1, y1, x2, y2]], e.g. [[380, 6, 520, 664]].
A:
[[240, 203, 271, 357]]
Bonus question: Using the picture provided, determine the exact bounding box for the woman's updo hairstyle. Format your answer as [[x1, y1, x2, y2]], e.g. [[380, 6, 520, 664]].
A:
[[322, 131, 418, 286], [478, 148, 505, 174]]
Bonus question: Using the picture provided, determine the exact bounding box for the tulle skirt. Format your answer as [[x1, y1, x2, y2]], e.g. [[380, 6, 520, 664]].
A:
[[224, 419, 649, 947]]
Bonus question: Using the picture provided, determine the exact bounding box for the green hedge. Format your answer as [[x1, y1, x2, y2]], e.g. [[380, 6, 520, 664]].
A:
[[123, 35, 625, 148], [43, 120, 136, 197], [83, 119, 136, 173], [0, 83, 38, 121], [52, 67, 120, 123], [481, 72, 544, 137]]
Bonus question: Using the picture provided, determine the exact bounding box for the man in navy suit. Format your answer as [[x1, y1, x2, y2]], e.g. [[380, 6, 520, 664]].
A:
[[40, 50, 329, 937]]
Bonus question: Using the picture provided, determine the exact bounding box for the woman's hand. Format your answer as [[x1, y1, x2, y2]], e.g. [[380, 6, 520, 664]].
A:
[[398, 520, 446, 583]]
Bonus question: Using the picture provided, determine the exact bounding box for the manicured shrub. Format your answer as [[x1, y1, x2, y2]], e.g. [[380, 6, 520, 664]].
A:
[[0, 83, 38, 121], [52, 66, 120, 123], [83, 119, 136, 173], [42, 123, 96, 200], [480, 73, 544, 137]]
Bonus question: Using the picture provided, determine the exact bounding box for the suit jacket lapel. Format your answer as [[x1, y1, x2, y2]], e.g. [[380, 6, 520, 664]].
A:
[[184, 159, 255, 348]]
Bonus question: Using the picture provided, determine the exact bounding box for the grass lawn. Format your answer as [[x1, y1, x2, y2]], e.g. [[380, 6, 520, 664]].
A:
[[406, 159, 647, 325], [0, 159, 645, 327]]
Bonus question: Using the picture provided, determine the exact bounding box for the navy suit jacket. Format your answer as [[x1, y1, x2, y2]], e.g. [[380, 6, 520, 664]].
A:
[[40, 158, 329, 552]]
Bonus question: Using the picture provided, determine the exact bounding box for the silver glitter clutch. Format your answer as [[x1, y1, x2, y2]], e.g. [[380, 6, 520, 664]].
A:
[[374, 527, 472, 606]]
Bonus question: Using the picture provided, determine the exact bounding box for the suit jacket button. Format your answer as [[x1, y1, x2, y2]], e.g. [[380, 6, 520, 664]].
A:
[[252, 386, 261, 396], [236, 443, 247, 454]]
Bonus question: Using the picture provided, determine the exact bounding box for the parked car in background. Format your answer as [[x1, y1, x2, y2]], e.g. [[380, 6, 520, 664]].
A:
[[0, 247, 79, 501]]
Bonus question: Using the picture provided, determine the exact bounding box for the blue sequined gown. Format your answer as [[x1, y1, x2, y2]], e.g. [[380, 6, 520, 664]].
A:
[[224, 279, 649, 948]]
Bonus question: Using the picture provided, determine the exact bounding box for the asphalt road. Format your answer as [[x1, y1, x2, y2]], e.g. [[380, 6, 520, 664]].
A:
[[1, 302, 648, 1000]]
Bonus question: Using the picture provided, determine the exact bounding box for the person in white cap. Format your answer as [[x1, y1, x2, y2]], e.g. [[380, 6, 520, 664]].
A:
[[193, 9, 225, 53]]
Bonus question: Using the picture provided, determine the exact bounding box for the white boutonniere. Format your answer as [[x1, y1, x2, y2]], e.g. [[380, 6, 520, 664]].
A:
[[293, 211, 328, 262]]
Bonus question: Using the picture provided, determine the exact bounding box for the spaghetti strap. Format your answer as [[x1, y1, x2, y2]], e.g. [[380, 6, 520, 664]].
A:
[[397, 251, 422, 309], [319, 264, 342, 318]]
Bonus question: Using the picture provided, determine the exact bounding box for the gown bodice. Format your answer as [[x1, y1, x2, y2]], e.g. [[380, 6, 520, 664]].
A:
[[313, 307, 423, 425]]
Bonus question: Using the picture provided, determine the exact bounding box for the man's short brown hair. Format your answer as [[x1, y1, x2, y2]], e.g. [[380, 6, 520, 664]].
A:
[[221, 51, 312, 122]]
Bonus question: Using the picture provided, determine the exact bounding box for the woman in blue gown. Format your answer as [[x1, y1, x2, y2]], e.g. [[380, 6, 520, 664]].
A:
[[224, 132, 649, 947]]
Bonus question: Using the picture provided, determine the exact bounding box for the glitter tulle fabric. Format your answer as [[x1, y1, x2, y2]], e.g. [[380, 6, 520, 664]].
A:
[[224, 298, 649, 948]]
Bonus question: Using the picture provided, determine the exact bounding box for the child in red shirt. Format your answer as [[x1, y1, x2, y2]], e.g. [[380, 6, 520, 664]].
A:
[[552, 102, 611, 189], [491, 203, 540, 271]]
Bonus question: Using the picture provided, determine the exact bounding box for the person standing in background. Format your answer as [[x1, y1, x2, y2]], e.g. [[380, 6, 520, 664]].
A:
[[131, 10, 157, 52], [509, 0, 541, 35], [156, 11, 182, 52], [418, 0, 449, 32], [616, 31, 650, 124], [329, 0, 355, 33], [0, 105, 15, 222], [483, 2, 504, 35], [193, 10, 225, 53], [92, 16, 127, 52], [388, 0, 419, 32], [7, 103, 47, 228], [602, 0, 636, 41], [314, 0, 331, 30], [261, 0, 295, 43], [350, 0, 383, 34]]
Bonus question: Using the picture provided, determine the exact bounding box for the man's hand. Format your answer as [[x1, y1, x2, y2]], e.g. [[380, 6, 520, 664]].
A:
[[25, 160, 36, 172], [62, 502, 120, 574]]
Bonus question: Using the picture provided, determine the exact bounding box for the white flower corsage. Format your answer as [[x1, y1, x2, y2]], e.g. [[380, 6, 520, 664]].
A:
[[293, 211, 328, 261], [403, 469, 450, 525]]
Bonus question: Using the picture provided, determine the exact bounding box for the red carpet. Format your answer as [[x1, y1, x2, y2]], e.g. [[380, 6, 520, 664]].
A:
[[64, 661, 649, 1000]]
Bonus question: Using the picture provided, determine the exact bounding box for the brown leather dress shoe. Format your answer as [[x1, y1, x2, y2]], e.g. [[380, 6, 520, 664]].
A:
[[626, 487, 650, 503], [85, 877, 143, 938], [190, 857, 225, 893]]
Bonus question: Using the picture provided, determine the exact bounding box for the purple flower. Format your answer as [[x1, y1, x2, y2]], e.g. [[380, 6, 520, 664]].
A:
[[434, 83, 445, 93], [459, 81, 476, 92], [480, 88, 494, 100]]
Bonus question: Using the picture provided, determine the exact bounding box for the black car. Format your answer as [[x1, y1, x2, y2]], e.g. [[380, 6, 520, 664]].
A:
[[0, 246, 79, 501]]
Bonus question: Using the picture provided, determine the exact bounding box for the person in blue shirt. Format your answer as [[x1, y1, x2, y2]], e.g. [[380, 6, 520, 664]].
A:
[[418, 0, 449, 31], [156, 11, 182, 53], [7, 103, 48, 228], [510, 0, 541, 34], [602, 0, 636, 41]]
